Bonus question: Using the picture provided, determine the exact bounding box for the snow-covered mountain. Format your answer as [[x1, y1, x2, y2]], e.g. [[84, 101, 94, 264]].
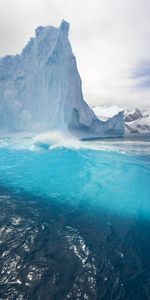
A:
[[125, 109, 150, 133], [93, 105, 124, 121], [0, 20, 124, 138], [93, 106, 150, 134]]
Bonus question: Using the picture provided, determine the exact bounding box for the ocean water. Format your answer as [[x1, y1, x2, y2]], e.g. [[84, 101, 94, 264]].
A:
[[0, 133, 150, 300]]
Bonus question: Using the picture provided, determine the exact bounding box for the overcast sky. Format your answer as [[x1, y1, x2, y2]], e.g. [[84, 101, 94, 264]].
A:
[[0, 0, 150, 109]]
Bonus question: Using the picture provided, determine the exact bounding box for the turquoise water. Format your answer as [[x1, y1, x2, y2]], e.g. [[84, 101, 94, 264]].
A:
[[0, 134, 150, 219], [0, 133, 150, 299]]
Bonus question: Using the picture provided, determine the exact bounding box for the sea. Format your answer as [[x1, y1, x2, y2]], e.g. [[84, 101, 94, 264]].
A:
[[0, 133, 150, 300]]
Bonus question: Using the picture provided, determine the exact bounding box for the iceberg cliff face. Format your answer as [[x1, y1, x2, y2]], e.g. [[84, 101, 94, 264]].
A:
[[0, 20, 124, 138]]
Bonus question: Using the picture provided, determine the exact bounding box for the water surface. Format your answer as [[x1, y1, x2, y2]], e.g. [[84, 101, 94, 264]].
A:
[[0, 133, 150, 299]]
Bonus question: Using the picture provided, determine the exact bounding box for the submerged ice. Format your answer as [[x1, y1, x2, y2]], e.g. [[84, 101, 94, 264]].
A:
[[0, 135, 149, 219], [0, 20, 124, 138]]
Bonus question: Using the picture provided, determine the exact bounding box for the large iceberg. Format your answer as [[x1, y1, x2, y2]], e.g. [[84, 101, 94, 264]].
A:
[[0, 20, 124, 138]]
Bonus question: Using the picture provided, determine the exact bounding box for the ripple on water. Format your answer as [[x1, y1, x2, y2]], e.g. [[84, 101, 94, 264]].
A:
[[0, 191, 98, 299]]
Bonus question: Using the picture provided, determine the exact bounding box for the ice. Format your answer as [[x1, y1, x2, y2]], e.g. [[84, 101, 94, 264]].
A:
[[93, 105, 150, 134], [0, 20, 124, 138]]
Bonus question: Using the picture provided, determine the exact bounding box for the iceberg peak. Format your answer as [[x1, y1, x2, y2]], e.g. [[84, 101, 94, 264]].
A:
[[59, 20, 70, 35]]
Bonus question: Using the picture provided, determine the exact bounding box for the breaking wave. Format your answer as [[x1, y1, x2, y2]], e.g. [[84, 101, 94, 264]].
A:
[[0, 130, 150, 156], [33, 131, 150, 156], [33, 130, 83, 150]]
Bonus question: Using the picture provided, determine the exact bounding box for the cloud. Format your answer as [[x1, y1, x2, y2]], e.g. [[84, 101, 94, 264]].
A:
[[0, 0, 150, 109]]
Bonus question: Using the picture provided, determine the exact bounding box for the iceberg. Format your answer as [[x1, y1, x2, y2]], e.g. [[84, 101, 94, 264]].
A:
[[0, 20, 124, 138], [93, 105, 150, 134]]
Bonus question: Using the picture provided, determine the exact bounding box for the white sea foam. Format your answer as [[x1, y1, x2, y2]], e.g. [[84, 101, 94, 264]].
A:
[[0, 131, 149, 156], [33, 131, 150, 155], [33, 130, 83, 150]]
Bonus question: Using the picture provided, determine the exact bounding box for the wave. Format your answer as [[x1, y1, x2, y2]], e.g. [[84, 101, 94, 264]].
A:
[[0, 131, 150, 156], [33, 131, 150, 156], [33, 130, 83, 150]]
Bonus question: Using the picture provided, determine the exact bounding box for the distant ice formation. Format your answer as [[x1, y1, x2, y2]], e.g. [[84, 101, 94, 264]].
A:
[[93, 105, 150, 134], [0, 20, 124, 138]]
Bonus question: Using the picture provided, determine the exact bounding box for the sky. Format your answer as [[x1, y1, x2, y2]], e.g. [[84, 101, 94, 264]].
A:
[[0, 0, 150, 109]]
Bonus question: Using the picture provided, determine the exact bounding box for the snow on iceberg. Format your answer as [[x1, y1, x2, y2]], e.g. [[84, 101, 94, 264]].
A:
[[0, 20, 124, 138]]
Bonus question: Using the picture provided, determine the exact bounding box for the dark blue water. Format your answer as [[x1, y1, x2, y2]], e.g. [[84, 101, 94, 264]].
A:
[[0, 134, 150, 299]]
